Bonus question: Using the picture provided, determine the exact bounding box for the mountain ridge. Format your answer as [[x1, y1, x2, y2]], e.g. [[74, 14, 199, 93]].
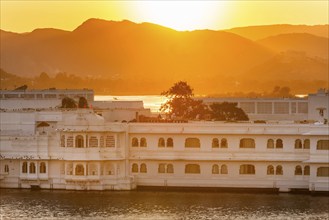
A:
[[0, 19, 327, 95]]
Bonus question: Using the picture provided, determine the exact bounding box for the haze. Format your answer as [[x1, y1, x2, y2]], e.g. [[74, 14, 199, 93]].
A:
[[0, 1, 328, 95], [1, 1, 328, 32]]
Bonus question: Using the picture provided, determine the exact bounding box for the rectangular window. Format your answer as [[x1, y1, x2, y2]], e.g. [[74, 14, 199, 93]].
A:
[[4, 94, 19, 98], [257, 102, 272, 114], [66, 136, 73, 147], [274, 102, 289, 114], [240, 102, 255, 114], [105, 135, 115, 147], [44, 94, 57, 99], [21, 94, 35, 99], [89, 136, 98, 148]]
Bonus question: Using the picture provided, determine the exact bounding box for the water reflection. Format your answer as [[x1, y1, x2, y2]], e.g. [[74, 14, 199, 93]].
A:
[[1, 189, 328, 219]]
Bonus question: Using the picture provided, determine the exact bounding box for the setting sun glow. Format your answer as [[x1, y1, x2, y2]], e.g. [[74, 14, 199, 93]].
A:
[[130, 1, 230, 31], [0, 1, 328, 32]]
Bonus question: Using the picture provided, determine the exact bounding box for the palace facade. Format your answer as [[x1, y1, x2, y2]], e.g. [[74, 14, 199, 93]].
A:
[[0, 109, 328, 192]]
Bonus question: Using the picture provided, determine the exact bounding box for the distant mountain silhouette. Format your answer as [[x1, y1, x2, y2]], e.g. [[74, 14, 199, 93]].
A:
[[245, 52, 328, 81], [0, 19, 328, 95], [258, 33, 328, 58], [226, 24, 329, 40]]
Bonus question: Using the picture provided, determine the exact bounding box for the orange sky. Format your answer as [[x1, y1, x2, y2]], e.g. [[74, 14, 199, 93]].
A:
[[1, 1, 328, 33]]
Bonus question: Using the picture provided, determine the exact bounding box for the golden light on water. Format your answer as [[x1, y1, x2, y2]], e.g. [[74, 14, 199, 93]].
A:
[[295, 94, 308, 98]]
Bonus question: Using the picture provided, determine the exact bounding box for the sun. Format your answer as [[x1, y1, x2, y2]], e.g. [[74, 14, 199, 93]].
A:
[[130, 1, 228, 31]]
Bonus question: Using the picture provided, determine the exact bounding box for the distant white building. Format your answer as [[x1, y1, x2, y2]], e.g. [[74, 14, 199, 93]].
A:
[[0, 89, 151, 122], [200, 89, 328, 122], [0, 89, 328, 192]]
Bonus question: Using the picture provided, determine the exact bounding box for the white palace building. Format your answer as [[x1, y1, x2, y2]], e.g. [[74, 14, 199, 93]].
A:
[[0, 89, 328, 192]]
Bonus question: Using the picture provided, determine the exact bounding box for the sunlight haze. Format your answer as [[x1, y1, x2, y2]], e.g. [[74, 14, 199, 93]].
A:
[[1, 1, 328, 32]]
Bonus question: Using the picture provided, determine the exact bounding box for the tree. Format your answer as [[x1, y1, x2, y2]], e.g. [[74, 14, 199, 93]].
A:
[[271, 86, 292, 97], [61, 97, 77, 109], [160, 81, 208, 120], [210, 102, 249, 121], [78, 97, 88, 108], [14, 85, 28, 90]]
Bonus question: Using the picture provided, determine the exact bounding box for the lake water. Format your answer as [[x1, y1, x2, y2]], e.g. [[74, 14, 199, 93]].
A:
[[1, 189, 328, 219], [95, 95, 167, 113]]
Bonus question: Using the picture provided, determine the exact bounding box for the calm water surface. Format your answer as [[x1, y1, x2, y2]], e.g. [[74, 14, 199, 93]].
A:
[[1, 189, 328, 219], [95, 95, 167, 113]]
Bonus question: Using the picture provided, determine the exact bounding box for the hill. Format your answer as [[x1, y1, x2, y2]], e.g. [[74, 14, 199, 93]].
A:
[[1, 19, 328, 95], [226, 24, 329, 41], [258, 33, 328, 58]]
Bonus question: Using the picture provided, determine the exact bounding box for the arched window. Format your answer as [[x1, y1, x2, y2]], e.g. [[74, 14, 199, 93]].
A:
[[212, 164, 219, 174], [75, 164, 84, 176], [105, 135, 115, 147], [132, 138, 139, 147], [40, 162, 46, 174], [317, 140, 329, 150], [276, 139, 283, 149], [158, 138, 165, 147], [276, 165, 283, 175], [295, 139, 302, 149], [212, 138, 219, 148], [185, 164, 200, 174], [295, 165, 302, 175], [75, 135, 84, 148], [304, 165, 310, 176], [221, 165, 228, 174], [240, 138, 255, 148], [158, 163, 166, 173], [220, 138, 228, 148], [303, 139, 310, 149], [140, 138, 147, 147], [267, 139, 274, 148], [60, 135, 65, 147], [22, 162, 28, 173], [167, 138, 174, 147], [185, 138, 200, 148], [267, 165, 274, 175], [29, 162, 36, 174], [167, 164, 174, 173], [239, 164, 255, 174], [132, 163, 138, 173], [140, 163, 147, 173], [4, 165, 9, 173], [317, 167, 329, 177]]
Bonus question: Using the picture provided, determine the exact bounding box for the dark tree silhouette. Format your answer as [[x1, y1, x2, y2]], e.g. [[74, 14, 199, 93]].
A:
[[78, 97, 88, 108], [160, 81, 208, 120], [14, 85, 28, 90], [61, 97, 77, 108], [210, 102, 249, 121]]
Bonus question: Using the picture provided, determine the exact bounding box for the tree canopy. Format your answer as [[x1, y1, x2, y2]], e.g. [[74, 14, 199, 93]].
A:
[[160, 81, 249, 121], [161, 81, 194, 98], [61, 97, 77, 109], [160, 81, 208, 120], [78, 97, 88, 108], [210, 102, 249, 121]]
